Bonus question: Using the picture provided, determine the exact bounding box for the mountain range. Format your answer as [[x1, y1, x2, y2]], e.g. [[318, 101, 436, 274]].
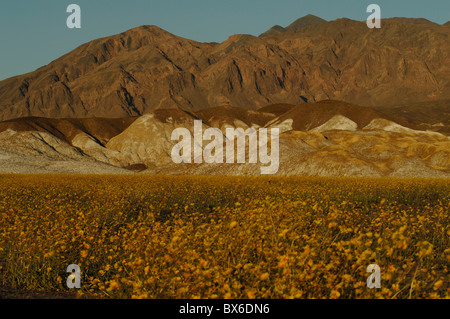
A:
[[0, 15, 449, 121], [0, 15, 449, 177]]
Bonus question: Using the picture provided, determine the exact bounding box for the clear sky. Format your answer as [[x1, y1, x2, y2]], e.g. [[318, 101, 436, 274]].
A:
[[0, 0, 448, 81]]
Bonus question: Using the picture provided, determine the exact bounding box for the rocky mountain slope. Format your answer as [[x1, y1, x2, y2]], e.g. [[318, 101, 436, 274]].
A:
[[0, 16, 449, 121]]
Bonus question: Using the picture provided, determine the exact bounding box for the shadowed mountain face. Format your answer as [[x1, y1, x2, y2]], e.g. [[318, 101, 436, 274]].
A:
[[0, 16, 449, 121], [373, 99, 450, 136]]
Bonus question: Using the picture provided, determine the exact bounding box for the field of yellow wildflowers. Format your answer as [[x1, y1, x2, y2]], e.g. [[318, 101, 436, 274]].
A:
[[0, 175, 448, 299]]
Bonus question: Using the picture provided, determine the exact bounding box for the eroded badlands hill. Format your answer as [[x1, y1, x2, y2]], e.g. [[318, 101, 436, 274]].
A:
[[0, 101, 448, 177]]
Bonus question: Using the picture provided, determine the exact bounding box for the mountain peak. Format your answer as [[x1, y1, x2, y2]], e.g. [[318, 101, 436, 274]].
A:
[[259, 14, 326, 37], [285, 14, 327, 32], [121, 25, 176, 38], [259, 25, 286, 37]]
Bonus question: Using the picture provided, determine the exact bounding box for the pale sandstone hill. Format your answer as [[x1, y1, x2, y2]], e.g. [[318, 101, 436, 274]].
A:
[[0, 129, 132, 174], [103, 109, 211, 168], [310, 115, 358, 132]]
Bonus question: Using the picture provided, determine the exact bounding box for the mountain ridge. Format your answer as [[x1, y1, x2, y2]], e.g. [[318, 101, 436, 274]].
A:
[[0, 15, 449, 122]]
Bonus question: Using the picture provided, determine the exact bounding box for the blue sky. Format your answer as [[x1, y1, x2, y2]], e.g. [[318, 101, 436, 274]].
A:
[[0, 0, 448, 81]]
